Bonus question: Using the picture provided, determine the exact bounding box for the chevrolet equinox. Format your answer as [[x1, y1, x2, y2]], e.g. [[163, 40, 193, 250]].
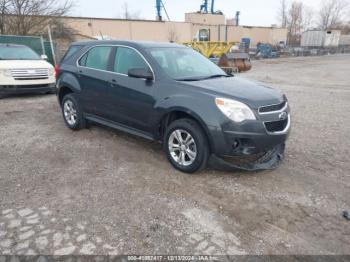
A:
[[57, 41, 291, 173]]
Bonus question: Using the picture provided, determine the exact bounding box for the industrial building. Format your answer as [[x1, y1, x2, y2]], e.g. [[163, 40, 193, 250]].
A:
[[60, 13, 287, 46], [58, 12, 287, 49]]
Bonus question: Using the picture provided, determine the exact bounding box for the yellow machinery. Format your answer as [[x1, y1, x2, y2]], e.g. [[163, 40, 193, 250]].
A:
[[183, 41, 238, 58], [183, 41, 252, 73]]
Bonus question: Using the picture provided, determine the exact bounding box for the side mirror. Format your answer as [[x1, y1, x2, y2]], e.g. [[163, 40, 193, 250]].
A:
[[128, 68, 154, 81], [41, 54, 48, 60]]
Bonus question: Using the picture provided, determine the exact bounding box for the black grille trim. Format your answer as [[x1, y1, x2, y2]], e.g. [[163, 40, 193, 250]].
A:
[[14, 77, 49, 80], [259, 101, 287, 114], [264, 119, 289, 133]]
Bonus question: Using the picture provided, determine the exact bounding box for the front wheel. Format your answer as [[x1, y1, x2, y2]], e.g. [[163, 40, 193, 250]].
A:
[[164, 119, 209, 174]]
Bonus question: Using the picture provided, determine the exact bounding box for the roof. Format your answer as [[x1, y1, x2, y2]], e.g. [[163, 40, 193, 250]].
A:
[[71, 40, 185, 49]]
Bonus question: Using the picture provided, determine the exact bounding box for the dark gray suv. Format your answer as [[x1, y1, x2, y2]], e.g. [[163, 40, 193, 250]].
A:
[[57, 41, 290, 173]]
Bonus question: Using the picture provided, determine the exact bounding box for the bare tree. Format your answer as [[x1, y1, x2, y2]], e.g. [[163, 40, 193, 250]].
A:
[[121, 2, 130, 19], [0, 0, 10, 34], [302, 5, 315, 31], [45, 18, 77, 41], [318, 0, 349, 29], [286, 1, 304, 45], [118, 2, 141, 20], [277, 0, 288, 28], [4, 0, 73, 35]]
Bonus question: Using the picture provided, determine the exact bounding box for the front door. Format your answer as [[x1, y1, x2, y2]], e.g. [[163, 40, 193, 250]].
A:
[[106, 46, 156, 133]]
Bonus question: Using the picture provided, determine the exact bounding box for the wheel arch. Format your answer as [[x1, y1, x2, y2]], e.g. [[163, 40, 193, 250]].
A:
[[58, 86, 75, 105], [159, 108, 214, 153], [57, 73, 81, 106]]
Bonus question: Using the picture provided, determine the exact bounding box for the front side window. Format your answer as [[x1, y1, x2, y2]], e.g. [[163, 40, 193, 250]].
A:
[[0, 45, 40, 60], [148, 47, 225, 81], [79, 46, 112, 71], [114, 47, 149, 75]]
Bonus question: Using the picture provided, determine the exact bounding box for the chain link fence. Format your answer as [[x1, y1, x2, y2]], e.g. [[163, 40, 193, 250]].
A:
[[0, 35, 57, 65]]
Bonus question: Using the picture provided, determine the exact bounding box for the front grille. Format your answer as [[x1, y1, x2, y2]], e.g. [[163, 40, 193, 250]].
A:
[[265, 119, 289, 133], [11, 68, 49, 80], [259, 101, 287, 113]]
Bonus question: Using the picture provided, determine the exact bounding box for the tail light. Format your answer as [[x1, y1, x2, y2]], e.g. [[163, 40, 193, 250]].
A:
[[54, 64, 60, 78]]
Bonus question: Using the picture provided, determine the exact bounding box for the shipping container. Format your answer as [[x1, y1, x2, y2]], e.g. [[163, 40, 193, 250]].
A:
[[301, 30, 324, 47], [301, 30, 341, 47], [324, 30, 341, 47], [339, 35, 350, 46]]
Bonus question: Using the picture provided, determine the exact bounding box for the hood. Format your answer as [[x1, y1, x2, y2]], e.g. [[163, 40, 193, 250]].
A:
[[0, 59, 53, 69], [182, 76, 284, 109]]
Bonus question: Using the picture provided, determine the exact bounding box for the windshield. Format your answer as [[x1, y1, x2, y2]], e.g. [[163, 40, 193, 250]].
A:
[[148, 47, 227, 81], [0, 45, 40, 60]]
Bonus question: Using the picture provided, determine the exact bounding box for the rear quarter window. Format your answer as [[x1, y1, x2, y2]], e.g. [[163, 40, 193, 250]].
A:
[[78, 46, 113, 71], [60, 45, 83, 63]]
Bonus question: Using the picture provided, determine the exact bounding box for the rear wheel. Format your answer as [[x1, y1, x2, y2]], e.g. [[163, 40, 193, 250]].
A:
[[164, 119, 209, 173], [61, 93, 85, 130]]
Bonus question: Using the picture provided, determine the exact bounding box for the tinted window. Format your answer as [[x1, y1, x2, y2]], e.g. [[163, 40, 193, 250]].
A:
[[61, 45, 82, 63], [79, 46, 112, 70], [148, 47, 224, 80], [114, 47, 149, 75]]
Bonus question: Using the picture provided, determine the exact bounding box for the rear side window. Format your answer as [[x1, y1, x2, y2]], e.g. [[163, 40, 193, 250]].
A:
[[61, 45, 82, 63], [114, 47, 149, 75], [79, 46, 113, 71]]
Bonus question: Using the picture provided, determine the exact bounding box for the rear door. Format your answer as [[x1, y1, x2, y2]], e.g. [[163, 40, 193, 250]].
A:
[[107, 46, 156, 133], [77, 46, 115, 118]]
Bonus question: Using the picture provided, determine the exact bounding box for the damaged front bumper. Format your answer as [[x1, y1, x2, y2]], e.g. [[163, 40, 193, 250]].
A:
[[210, 143, 286, 171]]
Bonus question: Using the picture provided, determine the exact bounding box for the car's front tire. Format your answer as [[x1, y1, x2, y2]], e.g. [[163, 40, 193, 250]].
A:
[[164, 119, 209, 174], [61, 93, 85, 130]]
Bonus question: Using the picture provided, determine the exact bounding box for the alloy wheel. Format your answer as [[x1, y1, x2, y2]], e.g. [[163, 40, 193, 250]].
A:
[[168, 129, 197, 166], [63, 100, 77, 126]]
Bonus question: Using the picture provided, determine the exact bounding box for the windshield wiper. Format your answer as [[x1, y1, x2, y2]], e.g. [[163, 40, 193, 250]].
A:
[[176, 74, 231, 82], [202, 74, 231, 80], [176, 77, 203, 81]]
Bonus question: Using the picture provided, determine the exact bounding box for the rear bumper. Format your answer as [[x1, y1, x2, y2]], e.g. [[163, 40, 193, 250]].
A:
[[0, 83, 56, 95]]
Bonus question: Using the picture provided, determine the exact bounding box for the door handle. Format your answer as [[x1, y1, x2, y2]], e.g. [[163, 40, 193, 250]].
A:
[[110, 79, 117, 87], [77, 69, 83, 77]]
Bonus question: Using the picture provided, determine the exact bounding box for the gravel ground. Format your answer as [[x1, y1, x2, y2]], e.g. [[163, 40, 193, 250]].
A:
[[0, 54, 349, 255]]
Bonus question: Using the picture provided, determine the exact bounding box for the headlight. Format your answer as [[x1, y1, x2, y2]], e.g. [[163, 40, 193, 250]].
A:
[[0, 69, 12, 77], [215, 98, 256, 123], [49, 68, 54, 76]]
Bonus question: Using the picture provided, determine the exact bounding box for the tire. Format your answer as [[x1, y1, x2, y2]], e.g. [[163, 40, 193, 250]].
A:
[[61, 93, 85, 130], [164, 118, 209, 174]]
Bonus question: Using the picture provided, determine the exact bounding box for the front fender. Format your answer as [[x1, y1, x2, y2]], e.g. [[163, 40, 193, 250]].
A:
[[156, 94, 222, 151], [156, 94, 220, 127]]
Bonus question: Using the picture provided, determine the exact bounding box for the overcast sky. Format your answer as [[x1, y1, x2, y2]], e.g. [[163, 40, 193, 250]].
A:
[[71, 0, 326, 27]]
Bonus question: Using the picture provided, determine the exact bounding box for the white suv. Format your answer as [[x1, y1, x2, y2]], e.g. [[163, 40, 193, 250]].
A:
[[0, 44, 56, 96]]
